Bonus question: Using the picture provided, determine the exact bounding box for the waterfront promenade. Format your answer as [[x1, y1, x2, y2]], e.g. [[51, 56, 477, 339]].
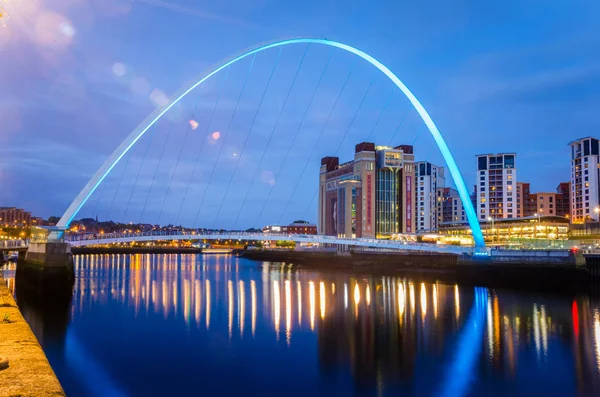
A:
[[0, 273, 64, 397]]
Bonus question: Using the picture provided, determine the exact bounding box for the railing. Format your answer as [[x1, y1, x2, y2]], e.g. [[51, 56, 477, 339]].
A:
[[65, 231, 474, 254], [65, 231, 295, 242], [0, 240, 28, 249]]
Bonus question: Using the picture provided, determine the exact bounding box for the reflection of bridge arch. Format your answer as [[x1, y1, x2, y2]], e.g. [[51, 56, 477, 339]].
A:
[[57, 38, 485, 248]]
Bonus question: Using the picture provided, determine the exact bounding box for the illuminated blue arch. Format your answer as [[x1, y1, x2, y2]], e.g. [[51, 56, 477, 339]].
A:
[[57, 38, 485, 248]]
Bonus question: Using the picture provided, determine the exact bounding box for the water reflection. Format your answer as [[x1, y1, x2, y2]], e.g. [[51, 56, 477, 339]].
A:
[[2, 255, 600, 396]]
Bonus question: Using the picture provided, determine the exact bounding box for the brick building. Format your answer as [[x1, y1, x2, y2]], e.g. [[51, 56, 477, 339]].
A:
[[0, 207, 31, 227], [318, 142, 416, 238]]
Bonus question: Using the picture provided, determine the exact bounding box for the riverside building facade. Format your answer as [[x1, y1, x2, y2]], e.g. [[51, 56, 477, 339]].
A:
[[415, 162, 444, 231], [569, 137, 600, 223], [475, 153, 517, 221], [318, 142, 416, 238]]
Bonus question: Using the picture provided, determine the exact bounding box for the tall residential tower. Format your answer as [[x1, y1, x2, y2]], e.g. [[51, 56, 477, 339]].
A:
[[569, 137, 600, 222], [475, 153, 517, 221], [415, 162, 444, 231]]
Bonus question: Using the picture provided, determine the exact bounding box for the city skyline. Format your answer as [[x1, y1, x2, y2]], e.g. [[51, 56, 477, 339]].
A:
[[0, 137, 580, 229], [2, 1, 598, 227], [4, 3, 600, 397]]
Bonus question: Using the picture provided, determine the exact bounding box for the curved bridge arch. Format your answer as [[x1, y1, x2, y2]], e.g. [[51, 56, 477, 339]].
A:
[[58, 38, 485, 248]]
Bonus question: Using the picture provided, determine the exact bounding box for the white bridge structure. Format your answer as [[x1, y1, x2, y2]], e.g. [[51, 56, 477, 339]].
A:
[[66, 231, 478, 255]]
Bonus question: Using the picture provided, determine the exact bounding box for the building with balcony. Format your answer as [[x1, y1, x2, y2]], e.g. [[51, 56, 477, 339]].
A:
[[0, 207, 32, 227], [475, 153, 517, 221], [569, 137, 600, 223], [436, 187, 466, 225], [516, 182, 537, 217], [415, 162, 444, 231], [556, 182, 570, 218]]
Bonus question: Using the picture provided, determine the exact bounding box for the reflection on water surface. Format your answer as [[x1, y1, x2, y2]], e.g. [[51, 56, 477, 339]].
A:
[[3, 254, 600, 397]]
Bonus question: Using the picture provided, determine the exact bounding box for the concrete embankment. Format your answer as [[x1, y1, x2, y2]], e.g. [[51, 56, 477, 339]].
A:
[[0, 272, 65, 397], [240, 249, 590, 292]]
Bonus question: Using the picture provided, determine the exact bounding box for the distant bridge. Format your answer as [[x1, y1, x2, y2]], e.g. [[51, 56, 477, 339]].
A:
[[66, 231, 477, 255]]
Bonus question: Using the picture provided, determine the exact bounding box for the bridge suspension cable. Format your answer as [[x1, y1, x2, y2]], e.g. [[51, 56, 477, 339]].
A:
[[213, 47, 285, 228], [275, 58, 357, 227], [56, 38, 485, 249], [174, 68, 231, 226], [193, 54, 257, 228]]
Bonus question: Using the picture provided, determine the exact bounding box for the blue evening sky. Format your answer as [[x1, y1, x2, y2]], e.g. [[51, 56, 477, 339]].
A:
[[1, 0, 599, 228]]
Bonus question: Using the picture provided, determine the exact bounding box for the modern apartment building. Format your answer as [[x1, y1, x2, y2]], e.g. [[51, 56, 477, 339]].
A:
[[556, 182, 570, 218], [475, 153, 517, 221], [516, 182, 530, 217], [415, 162, 445, 231], [530, 192, 558, 216], [437, 187, 466, 224], [0, 207, 32, 227], [318, 142, 416, 238], [569, 137, 600, 223]]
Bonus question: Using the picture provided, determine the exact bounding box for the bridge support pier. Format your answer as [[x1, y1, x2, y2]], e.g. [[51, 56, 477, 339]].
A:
[[25, 242, 73, 268]]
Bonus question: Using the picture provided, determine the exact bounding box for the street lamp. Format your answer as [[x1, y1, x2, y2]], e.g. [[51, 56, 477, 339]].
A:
[[487, 216, 495, 243]]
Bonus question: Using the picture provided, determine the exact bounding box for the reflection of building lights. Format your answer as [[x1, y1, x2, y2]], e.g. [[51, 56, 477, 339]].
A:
[[344, 283, 348, 309], [251, 280, 256, 337], [162, 280, 168, 319], [454, 285, 460, 321], [239, 281, 245, 337], [172, 280, 178, 315], [309, 281, 315, 331], [533, 304, 541, 361], [273, 281, 281, 338], [285, 280, 292, 345], [572, 301, 579, 339], [297, 281, 302, 326], [184, 279, 190, 327], [354, 283, 360, 306], [331, 283, 335, 294], [194, 280, 201, 328], [504, 315, 516, 375], [228, 280, 233, 340], [409, 283, 415, 314], [433, 284, 438, 319], [420, 283, 427, 320], [487, 298, 494, 360], [320, 282, 326, 320], [594, 310, 600, 373], [493, 296, 500, 360], [366, 284, 371, 306], [540, 305, 548, 356], [205, 280, 211, 330], [398, 283, 405, 325]]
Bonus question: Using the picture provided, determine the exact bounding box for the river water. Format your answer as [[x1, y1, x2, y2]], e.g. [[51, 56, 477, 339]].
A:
[[3, 254, 600, 397]]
